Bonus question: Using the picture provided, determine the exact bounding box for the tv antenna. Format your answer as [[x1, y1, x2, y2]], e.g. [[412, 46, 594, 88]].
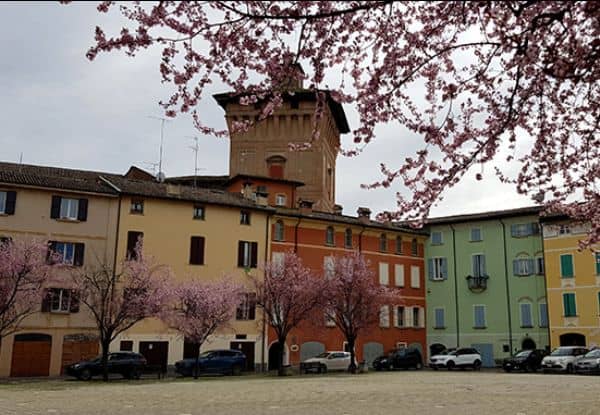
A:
[[186, 135, 207, 188], [148, 115, 171, 179]]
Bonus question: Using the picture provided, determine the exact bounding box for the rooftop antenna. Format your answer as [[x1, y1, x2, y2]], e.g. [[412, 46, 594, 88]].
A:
[[148, 115, 170, 181], [18, 152, 23, 164], [140, 161, 160, 175], [185, 135, 207, 188]]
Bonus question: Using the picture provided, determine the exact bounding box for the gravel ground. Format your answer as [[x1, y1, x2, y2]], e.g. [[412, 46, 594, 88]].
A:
[[1, 370, 599, 415]]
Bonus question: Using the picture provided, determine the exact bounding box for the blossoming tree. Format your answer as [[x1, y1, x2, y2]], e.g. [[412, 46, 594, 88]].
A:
[[324, 252, 394, 373], [0, 238, 52, 340], [162, 277, 243, 379]]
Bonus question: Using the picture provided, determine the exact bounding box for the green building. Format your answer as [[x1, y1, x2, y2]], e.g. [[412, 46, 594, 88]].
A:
[[425, 206, 550, 367]]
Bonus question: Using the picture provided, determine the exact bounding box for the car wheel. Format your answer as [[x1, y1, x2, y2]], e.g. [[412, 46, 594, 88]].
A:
[[432, 366, 438, 371], [129, 368, 141, 380], [447, 361, 455, 371], [415, 361, 423, 370], [529, 365, 538, 373], [566, 364, 574, 374], [473, 360, 482, 371], [231, 365, 242, 376], [78, 368, 92, 381], [503, 367, 512, 373]]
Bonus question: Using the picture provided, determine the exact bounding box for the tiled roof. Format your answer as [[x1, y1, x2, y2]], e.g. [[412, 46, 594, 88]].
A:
[[424, 205, 543, 225]]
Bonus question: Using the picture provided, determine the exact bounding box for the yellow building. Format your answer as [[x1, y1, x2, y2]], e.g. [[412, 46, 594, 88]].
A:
[[542, 219, 600, 349], [0, 162, 119, 377], [101, 173, 272, 371]]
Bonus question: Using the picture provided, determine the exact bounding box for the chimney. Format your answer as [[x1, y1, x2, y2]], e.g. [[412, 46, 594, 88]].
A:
[[333, 204, 343, 215], [241, 180, 254, 200], [299, 200, 314, 215], [357, 207, 371, 223]]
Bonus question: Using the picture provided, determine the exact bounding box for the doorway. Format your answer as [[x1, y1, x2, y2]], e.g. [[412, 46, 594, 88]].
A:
[[139, 341, 169, 373], [230, 341, 255, 371]]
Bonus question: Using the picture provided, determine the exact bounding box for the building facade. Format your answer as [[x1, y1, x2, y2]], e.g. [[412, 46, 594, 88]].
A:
[[541, 219, 600, 349], [425, 207, 550, 367]]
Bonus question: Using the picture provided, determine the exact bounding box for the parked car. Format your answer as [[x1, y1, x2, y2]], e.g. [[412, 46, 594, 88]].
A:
[[574, 349, 600, 375], [372, 348, 423, 371], [174, 349, 246, 376], [301, 351, 352, 373], [429, 347, 482, 371], [502, 349, 548, 372], [541, 346, 588, 373], [65, 352, 147, 380]]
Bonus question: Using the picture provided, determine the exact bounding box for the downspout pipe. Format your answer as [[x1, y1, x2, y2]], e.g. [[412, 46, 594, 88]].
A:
[[539, 223, 551, 350], [261, 212, 271, 372], [500, 219, 514, 354], [294, 216, 302, 253], [450, 225, 459, 348], [358, 226, 366, 252]]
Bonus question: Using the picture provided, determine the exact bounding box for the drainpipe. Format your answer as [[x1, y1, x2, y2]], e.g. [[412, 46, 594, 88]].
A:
[[294, 216, 302, 253], [500, 220, 514, 354], [261, 212, 271, 372], [539, 223, 551, 350], [450, 225, 459, 348], [358, 226, 365, 252]]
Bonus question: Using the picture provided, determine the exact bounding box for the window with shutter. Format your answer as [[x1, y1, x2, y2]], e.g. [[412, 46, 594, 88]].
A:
[[470, 228, 482, 242], [412, 307, 419, 327], [345, 228, 352, 248], [0, 191, 16, 215], [595, 253, 600, 275], [379, 305, 390, 327], [429, 257, 447, 280], [58, 198, 79, 220], [520, 303, 533, 327], [275, 194, 286, 206], [0, 191, 5, 214], [563, 293, 577, 317], [434, 308, 445, 329], [77, 199, 88, 221], [411, 238, 418, 256], [193, 205, 205, 220], [378, 262, 389, 285], [560, 254, 574, 278], [325, 226, 335, 246], [396, 306, 405, 327], [410, 266, 420, 288], [48, 288, 72, 313], [394, 264, 404, 287], [395, 236, 402, 254], [472, 254, 486, 278], [535, 257, 545, 275], [274, 220, 285, 241], [474, 305, 486, 328], [126, 231, 144, 260], [189, 236, 205, 265], [237, 241, 257, 268], [240, 210, 251, 225], [539, 303, 548, 327], [130, 199, 144, 214], [379, 234, 387, 252], [513, 258, 533, 276], [50, 242, 83, 266], [431, 232, 443, 245], [236, 293, 256, 320]]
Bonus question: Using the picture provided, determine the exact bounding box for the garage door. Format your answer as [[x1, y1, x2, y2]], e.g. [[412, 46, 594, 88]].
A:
[[11, 333, 52, 377], [300, 341, 325, 362], [61, 334, 99, 374], [363, 342, 384, 368], [472, 343, 495, 367]]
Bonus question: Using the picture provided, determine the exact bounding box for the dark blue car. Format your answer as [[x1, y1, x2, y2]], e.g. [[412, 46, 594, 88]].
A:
[[174, 349, 246, 376]]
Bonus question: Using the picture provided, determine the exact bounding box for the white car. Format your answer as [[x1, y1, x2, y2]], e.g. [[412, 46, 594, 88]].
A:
[[301, 351, 352, 373], [541, 346, 588, 373], [429, 347, 482, 371]]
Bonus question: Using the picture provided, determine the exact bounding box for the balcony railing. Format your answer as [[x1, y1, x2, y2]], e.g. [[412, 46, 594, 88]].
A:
[[466, 274, 489, 292]]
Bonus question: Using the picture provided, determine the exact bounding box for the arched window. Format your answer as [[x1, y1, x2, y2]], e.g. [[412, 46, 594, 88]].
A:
[[345, 228, 353, 248], [274, 220, 285, 241], [326, 226, 335, 246], [411, 238, 418, 256], [379, 234, 387, 252], [395, 236, 402, 254]]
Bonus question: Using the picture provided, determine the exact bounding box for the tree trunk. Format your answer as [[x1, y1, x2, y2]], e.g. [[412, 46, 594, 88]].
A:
[[348, 336, 357, 374], [277, 337, 287, 376], [194, 347, 200, 380], [101, 338, 111, 382]]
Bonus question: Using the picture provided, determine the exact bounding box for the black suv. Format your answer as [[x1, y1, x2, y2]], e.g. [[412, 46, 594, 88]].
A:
[[174, 349, 247, 376], [372, 348, 423, 371], [503, 349, 548, 372], [65, 352, 147, 380]]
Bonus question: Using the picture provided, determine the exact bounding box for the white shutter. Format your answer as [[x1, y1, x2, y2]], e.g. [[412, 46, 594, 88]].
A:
[[324, 256, 334, 279], [272, 252, 284, 267], [379, 262, 389, 285], [379, 305, 390, 328], [410, 266, 420, 288], [395, 264, 405, 287]]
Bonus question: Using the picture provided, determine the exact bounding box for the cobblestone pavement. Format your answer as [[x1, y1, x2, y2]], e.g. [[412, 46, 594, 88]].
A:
[[1, 371, 599, 415]]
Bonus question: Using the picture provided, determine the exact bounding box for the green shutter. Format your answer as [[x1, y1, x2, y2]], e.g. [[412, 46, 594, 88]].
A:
[[560, 254, 574, 278], [563, 293, 576, 317], [596, 253, 600, 275]]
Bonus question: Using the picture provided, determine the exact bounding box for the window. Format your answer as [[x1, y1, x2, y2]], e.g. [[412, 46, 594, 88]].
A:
[[379, 305, 390, 327], [394, 264, 405, 287], [379, 262, 389, 285], [563, 293, 577, 317], [325, 309, 336, 327], [240, 210, 251, 225], [274, 220, 285, 241], [237, 241, 258, 268], [236, 293, 256, 320], [275, 194, 286, 206], [193, 205, 205, 220], [0, 191, 16, 215], [410, 266, 420, 288], [510, 223, 540, 237], [560, 254, 574, 278], [474, 305, 486, 328], [520, 303, 533, 327], [470, 228, 482, 242], [431, 232, 443, 245], [395, 306, 405, 327], [539, 303, 548, 328], [41, 288, 79, 313], [395, 236, 402, 254], [411, 238, 418, 256], [272, 252, 284, 267], [189, 236, 205, 265], [325, 226, 335, 246], [379, 234, 387, 252], [324, 256, 335, 279], [428, 257, 448, 281], [412, 307, 420, 327], [434, 308, 445, 329], [513, 258, 534, 276], [472, 254, 486, 278], [345, 229, 352, 248], [126, 231, 144, 260], [120, 341, 133, 351], [130, 199, 144, 214], [559, 224, 571, 235], [50, 196, 88, 221], [48, 241, 84, 266], [535, 257, 545, 275], [595, 252, 600, 275]]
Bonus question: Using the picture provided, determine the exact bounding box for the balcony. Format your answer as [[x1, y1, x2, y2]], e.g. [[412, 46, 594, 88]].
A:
[[466, 275, 489, 292]]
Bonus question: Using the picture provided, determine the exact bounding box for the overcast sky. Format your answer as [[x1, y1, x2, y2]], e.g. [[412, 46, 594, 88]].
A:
[[0, 2, 535, 219]]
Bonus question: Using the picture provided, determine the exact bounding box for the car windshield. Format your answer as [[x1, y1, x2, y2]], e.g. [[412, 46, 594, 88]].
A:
[[584, 349, 600, 358], [550, 348, 576, 356], [314, 352, 331, 358], [515, 350, 532, 358], [199, 351, 215, 358]]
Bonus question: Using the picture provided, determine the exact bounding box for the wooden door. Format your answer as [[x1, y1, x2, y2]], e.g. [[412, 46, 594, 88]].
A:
[[61, 338, 99, 374], [139, 341, 169, 373], [230, 341, 255, 371], [11, 333, 52, 377]]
